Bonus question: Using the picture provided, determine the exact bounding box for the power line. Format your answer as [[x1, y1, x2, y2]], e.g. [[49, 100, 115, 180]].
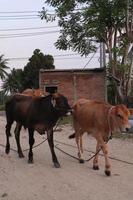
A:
[[82, 46, 100, 69], [7, 53, 81, 60], [55, 56, 99, 60], [0, 9, 83, 14], [0, 12, 42, 20], [7, 53, 99, 59], [0, 8, 84, 21], [0, 30, 59, 36], [0, 26, 58, 32], [8, 57, 98, 61], [0, 10, 55, 14], [0, 17, 39, 20], [0, 14, 38, 17], [7, 55, 99, 61], [0, 30, 60, 38], [0, 11, 39, 14], [54, 53, 80, 57], [7, 57, 29, 60]]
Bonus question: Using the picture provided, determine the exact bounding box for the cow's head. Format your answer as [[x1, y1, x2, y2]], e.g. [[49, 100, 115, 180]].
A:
[[110, 104, 131, 132], [52, 93, 72, 116]]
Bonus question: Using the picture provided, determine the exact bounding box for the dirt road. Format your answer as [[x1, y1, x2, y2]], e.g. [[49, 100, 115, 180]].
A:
[[0, 116, 133, 200]]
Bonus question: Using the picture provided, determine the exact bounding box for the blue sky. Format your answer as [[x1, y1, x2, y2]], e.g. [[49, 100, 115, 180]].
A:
[[0, 0, 100, 71]]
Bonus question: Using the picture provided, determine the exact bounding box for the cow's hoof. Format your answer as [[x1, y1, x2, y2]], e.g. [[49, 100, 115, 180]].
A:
[[79, 159, 85, 164], [54, 162, 61, 168], [5, 146, 10, 154], [19, 153, 25, 158], [93, 165, 99, 170], [28, 159, 33, 164], [105, 170, 111, 176]]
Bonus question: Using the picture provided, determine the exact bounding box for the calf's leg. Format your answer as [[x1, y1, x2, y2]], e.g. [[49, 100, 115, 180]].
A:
[[14, 123, 24, 158], [98, 136, 111, 176], [101, 143, 111, 176], [73, 121, 84, 163], [76, 134, 84, 163], [28, 128, 35, 163], [93, 142, 100, 170], [47, 128, 60, 168]]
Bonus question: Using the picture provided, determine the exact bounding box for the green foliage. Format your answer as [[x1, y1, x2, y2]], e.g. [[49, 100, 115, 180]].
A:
[[42, 0, 127, 56], [0, 104, 5, 111], [41, 1, 133, 103], [107, 80, 116, 104], [0, 54, 9, 80], [0, 90, 11, 107], [2, 68, 24, 94], [130, 81, 133, 96], [60, 115, 73, 125], [2, 49, 55, 93], [23, 49, 55, 89]]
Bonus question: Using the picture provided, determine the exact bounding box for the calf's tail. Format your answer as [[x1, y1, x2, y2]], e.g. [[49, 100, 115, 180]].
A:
[[68, 133, 75, 139]]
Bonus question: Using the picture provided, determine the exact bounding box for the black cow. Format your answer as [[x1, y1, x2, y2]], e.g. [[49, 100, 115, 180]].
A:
[[5, 93, 71, 168]]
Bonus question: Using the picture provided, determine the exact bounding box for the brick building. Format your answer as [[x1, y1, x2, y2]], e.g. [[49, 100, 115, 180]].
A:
[[39, 68, 106, 106]]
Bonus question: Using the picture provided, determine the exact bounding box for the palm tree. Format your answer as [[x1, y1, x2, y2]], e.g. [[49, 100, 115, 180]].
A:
[[0, 54, 9, 80], [2, 68, 24, 94], [2, 73, 16, 94]]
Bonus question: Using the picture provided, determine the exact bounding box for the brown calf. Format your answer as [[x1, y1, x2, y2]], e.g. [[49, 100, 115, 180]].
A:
[[22, 88, 44, 97], [69, 99, 130, 176]]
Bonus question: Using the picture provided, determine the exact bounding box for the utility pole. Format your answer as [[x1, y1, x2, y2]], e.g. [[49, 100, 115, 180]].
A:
[[100, 42, 107, 101], [100, 42, 106, 68]]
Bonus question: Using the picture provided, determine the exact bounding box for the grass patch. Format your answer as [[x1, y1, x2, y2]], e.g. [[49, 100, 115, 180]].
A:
[[59, 115, 73, 125], [113, 132, 133, 139], [0, 104, 5, 111]]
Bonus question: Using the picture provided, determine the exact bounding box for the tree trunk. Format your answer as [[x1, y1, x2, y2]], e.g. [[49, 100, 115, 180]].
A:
[[127, 58, 133, 96]]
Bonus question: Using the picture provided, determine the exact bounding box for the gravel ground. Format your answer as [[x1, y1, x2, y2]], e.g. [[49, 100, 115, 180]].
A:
[[0, 116, 133, 200]]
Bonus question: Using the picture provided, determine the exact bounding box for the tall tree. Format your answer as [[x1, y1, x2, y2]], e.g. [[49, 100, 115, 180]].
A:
[[23, 49, 55, 88], [2, 49, 55, 94], [0, 54, 9, 80], [2, 68, 24, 94], [41, 0, 133, 104]]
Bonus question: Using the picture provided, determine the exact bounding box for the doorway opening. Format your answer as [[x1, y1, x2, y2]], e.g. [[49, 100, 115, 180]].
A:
[[45, 85, 58, 94]]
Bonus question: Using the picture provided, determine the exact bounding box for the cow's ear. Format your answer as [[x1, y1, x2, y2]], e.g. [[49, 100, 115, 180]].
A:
[[51, 93, 60, 107], [110, 106, 116, 116], [51, 98, 56, 107]]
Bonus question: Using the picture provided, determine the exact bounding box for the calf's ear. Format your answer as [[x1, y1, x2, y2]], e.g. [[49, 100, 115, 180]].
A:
[[128, 108, 133, 116]]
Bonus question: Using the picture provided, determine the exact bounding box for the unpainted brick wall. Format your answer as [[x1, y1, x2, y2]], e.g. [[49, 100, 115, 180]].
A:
[[40, 71, 106, 106]]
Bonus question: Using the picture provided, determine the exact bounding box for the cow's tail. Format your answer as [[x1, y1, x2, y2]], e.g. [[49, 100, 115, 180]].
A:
[[68, 133, 75, 139]]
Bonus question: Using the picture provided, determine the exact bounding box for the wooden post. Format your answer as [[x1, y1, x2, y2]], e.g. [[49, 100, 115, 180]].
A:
[[73, 73, 77, 102]]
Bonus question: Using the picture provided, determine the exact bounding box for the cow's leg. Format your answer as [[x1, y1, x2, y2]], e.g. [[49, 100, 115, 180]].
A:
[[14, 123, 24, 158], [28, 128, 35, 163], [98, 136, 111, 176], [47, 128, 60, 168], [5, 121, 13, 154], [93, 142, 100, 170]]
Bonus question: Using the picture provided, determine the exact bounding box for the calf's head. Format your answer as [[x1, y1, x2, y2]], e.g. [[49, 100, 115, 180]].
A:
[[52, 93, 71, 116], [110, 104, 131, 132]]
